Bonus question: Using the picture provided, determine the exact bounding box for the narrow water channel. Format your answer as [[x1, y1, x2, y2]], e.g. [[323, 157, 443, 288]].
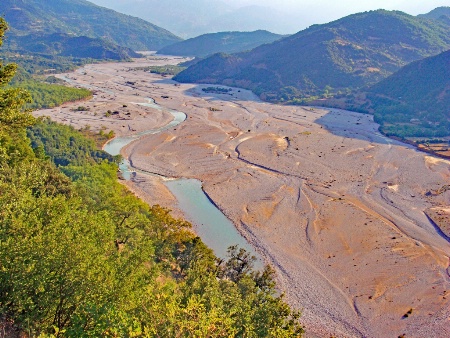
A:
[[103, 98, 262, 264]]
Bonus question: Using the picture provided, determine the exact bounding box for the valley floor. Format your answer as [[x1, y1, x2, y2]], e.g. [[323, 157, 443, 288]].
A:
[[34, 56, 450, 338]]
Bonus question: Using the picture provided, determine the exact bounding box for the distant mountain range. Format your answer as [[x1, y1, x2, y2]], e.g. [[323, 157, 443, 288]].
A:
[[1, 0, 181, 54], [174, 10, 450, 102], [87, 0, 301, 38], [157, 30, 284, 58]]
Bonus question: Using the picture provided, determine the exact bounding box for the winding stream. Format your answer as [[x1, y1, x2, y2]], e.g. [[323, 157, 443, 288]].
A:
[[104, 99, 261, 263]]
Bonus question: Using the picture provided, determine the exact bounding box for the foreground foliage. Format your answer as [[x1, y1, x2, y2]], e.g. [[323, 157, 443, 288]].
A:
[[0, 19, 303, 337]]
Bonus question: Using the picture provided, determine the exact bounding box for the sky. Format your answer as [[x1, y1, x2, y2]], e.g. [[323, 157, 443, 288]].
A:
[[222, 0, 450, 22], [223, 0, 449, 13]]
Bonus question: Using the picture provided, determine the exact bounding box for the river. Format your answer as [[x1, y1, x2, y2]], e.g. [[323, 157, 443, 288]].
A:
[[103, 98, 262, 264]]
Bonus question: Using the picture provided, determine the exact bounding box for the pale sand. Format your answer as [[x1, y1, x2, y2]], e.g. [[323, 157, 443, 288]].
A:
[[34, 57, 450, 338]]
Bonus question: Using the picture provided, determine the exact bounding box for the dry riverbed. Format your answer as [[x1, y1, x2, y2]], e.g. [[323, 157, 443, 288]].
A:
[[34, 56, 450, 338]]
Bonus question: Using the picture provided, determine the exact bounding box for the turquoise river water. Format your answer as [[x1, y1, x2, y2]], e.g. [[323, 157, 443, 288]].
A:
[[103, 99, 261, 263]]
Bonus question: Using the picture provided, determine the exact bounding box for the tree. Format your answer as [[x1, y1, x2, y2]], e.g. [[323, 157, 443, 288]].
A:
[[0, 19, 35, 167], [0, 19, 34, 131]]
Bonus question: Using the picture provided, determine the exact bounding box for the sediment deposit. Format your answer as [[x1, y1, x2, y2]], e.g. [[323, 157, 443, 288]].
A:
[[34, 57, 450, 338]]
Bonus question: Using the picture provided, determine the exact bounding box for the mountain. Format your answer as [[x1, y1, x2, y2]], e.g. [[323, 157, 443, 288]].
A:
[[206, 5, 300, 34], [87, 0, 301, 38], [157, 30, 284, 58], [87, 0, 233, 38], [419, 7, 450, 25], [367, 49, 450, 138], [174, 10, 450, 102], [12, 33, 141, 60], [0, 0, 181, 51]]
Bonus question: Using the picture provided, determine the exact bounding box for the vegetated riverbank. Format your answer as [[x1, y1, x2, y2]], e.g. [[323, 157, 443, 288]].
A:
[[100, 96, 262, 263], [308, 98, 450, 161], [33, 56, 450, 338]]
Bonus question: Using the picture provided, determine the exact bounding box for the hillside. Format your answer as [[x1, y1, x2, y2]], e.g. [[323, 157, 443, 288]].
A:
[[0, 0, 181, 51], [368, 49, 450, 138], [157, 30, 284, 57], [174, 10, 450, 102], [419, 7, 450, 25], [12, 33, 141, 60]]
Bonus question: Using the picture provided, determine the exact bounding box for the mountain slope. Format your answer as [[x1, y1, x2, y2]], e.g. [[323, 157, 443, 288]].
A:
[[157, 30, 284, 57], [419, 7, 450, 25], [12, 33, 141, 60], [174, 10, 450, 101], [1, 0, 181, 50], [368, 49, 450, 138]]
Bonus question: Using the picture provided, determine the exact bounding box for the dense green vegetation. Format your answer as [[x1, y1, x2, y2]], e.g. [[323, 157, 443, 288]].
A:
[[157, 30, 284, 58], [27, 118, 117, 166], [7, 67, 92, 110], [0, 19, 303, 337], [0, 52, 87, 75], [132, 65, 187, 76], [1, 52, 93, 112], [15, 81, 92, 110], [1, 0, 181, 51], [175, 10, 450, 102]]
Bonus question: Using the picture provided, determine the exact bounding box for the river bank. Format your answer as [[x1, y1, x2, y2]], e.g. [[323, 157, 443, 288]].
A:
[[33, 56, 450, 338]]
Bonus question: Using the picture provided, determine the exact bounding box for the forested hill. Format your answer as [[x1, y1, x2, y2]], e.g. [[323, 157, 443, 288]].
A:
[[12, 33, 142, 61], [157, 30, 285, 58], [367, 49, 450, 138], [174, 10, 450, 102], [419, 7, 450, 24], [0, 0, 181, 51]]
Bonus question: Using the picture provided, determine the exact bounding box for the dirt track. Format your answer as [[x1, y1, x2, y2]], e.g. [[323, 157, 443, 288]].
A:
[[34, 57, 450, 338]]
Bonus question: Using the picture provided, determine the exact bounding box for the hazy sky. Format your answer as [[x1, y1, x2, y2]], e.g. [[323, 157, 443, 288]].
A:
[[92, 0, 449, 18], [90, 0, 449, 36], [223, 0, 450, 21], [224, 0, 449, 13]]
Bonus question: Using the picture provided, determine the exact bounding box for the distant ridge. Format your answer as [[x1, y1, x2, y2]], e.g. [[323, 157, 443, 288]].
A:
[[418, 7, 450, 24], [0, 0, 182, 51], [175, 10, 450, 102], [86, 0, 301, 38], [157, 30, 284, 58]]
